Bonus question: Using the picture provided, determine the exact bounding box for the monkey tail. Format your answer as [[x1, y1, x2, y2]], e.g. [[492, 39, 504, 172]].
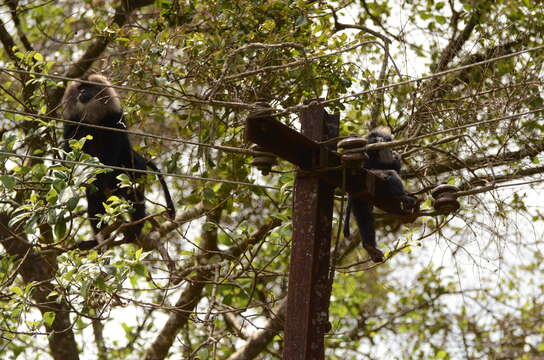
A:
[[70, 240, 98, 251], [146, 160, 176, 219], [343, 197, 352, 238]]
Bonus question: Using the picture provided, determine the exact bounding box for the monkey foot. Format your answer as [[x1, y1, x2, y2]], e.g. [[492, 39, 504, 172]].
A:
[[400, 195, 421, 214], [364, 246, 385, 263]]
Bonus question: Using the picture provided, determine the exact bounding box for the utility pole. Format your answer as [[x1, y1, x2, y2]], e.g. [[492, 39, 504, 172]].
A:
[[245, 102, 415, 359]]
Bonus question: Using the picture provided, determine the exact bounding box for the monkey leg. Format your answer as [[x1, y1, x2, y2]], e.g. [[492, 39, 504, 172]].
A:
[[351, 199, 384, 262], [87, 189, 108, 241], [343, 198, 353, 238], [381, 170, 420, 213], [124, 187, 146, 243], [69, 189, 108, 250]]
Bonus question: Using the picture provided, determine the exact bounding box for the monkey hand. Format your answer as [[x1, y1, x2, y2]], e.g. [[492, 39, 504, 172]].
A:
[[363, 245, 385, 263], [399, 195, 421, 214]]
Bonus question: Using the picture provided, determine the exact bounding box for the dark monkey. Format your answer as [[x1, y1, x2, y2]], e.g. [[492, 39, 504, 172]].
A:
[[62, 74, 175, 249], [343, 127, 418, 262]]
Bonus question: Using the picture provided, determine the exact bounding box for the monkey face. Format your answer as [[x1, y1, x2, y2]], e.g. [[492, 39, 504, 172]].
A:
[[366, 128, 394, 164], [77, 84, 95, 103], [77, 83, 107, 104], [367, 132, 393, 144]]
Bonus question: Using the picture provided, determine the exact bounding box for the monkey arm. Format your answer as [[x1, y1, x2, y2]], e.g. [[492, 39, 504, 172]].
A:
[[391, 152, 402, 172]]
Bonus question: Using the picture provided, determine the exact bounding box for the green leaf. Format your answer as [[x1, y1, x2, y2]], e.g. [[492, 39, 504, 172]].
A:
[[46, 188, 58, 204], [66, 196, 79, 211], [134, 247, 143, 260], [134, 263, 147, 277], [54, 219, 67, 240], [0, 175, 16, 190], [95, 276, 106, 290], [43, 312, 55, 327], [10, 286, 23, 296]]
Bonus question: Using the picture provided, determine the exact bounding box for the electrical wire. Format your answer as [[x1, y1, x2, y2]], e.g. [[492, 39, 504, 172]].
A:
[[4, 106, 543, 156], [0, 44, 542, 113], [0, 151, 281, 190], [280, 44, 544, 114], [0, 108, 259, 156], [363, 107, 544, 151], [0, 45, 542, 195]]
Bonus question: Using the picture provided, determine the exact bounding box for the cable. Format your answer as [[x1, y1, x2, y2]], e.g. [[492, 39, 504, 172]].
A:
[[0, 66, 253, 109], [363, 107, 544, 151], [1, 44, 543, 113], [5, 103, 544, 158], [5, 106, 544, 168], [0, 151, 280, 190], [278, 44, 544, 115], [4, 74, 529, 152], [456, 178, 544, 198], [0, 108, 259, 156]]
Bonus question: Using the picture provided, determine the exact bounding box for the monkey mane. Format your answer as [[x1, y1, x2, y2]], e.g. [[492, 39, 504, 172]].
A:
[[62, 74, 122, 124], [62, 82, 80, 120], [371, 126, 392, 137]]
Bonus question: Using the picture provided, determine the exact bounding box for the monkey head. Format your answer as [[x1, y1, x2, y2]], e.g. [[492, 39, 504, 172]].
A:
[[365, 126, 396, 165], [366, 126, 393, 144], [62, 74, 122, 124]]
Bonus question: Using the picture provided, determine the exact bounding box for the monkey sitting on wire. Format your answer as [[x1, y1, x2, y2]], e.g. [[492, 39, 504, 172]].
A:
[[343, 127, 419, 262]]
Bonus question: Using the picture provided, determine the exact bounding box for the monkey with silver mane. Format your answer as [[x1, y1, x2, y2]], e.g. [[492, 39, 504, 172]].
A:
[[62, 74, 176, 249], [343, 127, 419, 262]]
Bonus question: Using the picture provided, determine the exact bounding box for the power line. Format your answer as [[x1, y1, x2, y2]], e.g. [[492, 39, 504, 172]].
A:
[[0, 44, 543, 114], [280, 44, 544, 115], [3, 106, 541, 188], [0, 40, 374, 106], [364, 107, 544, 151], [0, 66, 253, 109], [0, 108, 259, 156], [4, 106, 544, 157], [1, 107, 542, 193], [3, 77, 531, 151], [0, 151, 280, 191], [456, 178, 544, 198]]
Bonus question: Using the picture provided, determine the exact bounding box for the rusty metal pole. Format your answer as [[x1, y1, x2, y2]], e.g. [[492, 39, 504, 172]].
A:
[[245, 104, 418, 358], [283, 104, 339, 360]]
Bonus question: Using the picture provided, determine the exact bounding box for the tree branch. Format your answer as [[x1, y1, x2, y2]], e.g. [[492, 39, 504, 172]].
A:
[[48, 0, 155, 109], [433, 8, 482, 73], [0, 215, 80, 360], [329, 5, 391, 128], [405, 140, 544, 179], [143, 208, 222, 360], [6, 0, 34, 51], [226, 300, 286, 360]]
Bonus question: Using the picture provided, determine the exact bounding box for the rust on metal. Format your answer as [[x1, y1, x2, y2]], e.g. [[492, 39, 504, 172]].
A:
[[245, 114, 418, 216], [245, 104, 420, 360], [283, 104, 336, 360], [245, 114, 319, 169]]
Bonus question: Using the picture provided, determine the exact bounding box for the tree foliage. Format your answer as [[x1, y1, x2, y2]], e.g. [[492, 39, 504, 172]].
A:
[[0, 0, 544, 359]]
